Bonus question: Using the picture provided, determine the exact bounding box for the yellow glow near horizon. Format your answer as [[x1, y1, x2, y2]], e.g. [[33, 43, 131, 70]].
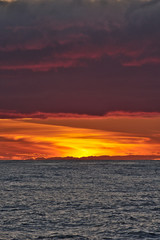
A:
[[0, 117, 160, 160]]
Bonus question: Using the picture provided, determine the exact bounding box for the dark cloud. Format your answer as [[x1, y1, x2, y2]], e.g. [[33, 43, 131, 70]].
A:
[[0, 0, 160, 68], [0, 0, 160, 115]]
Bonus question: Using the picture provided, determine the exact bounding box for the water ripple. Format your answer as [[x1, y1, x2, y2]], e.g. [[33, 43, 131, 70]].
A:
[[0, 160, 160, 240]]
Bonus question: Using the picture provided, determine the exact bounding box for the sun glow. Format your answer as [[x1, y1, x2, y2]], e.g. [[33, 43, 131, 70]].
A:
[[0, 117, 160, 160]]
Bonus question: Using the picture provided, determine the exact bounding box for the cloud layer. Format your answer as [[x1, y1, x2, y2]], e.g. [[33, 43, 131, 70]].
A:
[[0, 0, 160, 70], [0, 0, 160, 115], [1, 116, 160, 159]]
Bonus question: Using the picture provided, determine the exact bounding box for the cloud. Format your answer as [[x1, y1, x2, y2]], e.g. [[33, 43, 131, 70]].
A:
[[104, 111, 160, 118], [0, 110, 94, 119], [1, 110, 160, 119], [0, 0, 159, 71], [0, 0, 160, 115], [1, 117, 160, 160]]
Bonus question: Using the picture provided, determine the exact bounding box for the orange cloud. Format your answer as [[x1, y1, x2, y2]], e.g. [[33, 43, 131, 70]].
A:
[[1, 117, 160, 160]]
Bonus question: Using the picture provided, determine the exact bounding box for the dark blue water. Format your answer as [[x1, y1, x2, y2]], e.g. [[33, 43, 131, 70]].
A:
[[0, 160, 160, 240]]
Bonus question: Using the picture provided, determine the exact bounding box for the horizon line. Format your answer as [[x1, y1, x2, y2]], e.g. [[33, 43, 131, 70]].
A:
[[1, 155, 160, 161]]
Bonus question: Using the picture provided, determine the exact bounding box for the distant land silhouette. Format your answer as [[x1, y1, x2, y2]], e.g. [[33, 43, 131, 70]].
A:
[[33, 155, 160, 161]]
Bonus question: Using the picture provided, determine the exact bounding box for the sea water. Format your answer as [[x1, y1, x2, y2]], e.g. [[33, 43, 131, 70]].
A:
[[0, 160, 160, 240]]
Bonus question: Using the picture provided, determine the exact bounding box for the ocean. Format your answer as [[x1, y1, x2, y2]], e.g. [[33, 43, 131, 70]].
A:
[[0, 160, 160, 240]]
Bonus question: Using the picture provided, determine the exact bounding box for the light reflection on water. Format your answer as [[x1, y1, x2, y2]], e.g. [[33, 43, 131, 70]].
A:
[[0, 160, 160, 240]]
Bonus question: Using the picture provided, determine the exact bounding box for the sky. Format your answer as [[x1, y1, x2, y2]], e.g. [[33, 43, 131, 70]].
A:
[[1, 0, 160, 159]]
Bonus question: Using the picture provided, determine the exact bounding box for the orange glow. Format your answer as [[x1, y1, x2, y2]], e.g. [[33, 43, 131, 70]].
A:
[[1, 116, 160, 160]]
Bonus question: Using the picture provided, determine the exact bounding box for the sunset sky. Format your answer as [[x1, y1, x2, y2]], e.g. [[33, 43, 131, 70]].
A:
[[1, 0, 160, 159]]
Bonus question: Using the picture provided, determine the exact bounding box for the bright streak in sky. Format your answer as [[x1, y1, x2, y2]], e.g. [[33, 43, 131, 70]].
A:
[[1, 116, 160, 160]]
